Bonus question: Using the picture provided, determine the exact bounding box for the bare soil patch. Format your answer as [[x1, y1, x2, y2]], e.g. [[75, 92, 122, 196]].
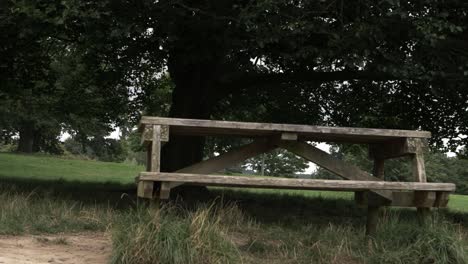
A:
[[0, 232, 111, 264]]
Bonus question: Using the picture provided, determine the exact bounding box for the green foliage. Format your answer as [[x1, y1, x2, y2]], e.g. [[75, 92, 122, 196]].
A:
[[245, 149, 309, 177], [0, 0, 138, 153], [2, 0, 468, 164], [64, 137, 126, 162]]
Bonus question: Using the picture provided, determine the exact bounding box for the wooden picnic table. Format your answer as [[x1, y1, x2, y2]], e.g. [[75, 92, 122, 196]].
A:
[[135, 116, 455, 236]]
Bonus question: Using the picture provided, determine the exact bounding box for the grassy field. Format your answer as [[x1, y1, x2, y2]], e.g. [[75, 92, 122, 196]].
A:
[[1, 152, 465, 212], [0, 152, 467, 263], [0, 152, 141, 184]]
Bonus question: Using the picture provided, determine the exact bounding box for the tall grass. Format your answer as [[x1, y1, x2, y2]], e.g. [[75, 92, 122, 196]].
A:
[[0, 184, 116, 235], [111, 203, 243, 264], [368, 212, 467, 264], [111, 198, 468, 264], [0, 172, 466, 263]]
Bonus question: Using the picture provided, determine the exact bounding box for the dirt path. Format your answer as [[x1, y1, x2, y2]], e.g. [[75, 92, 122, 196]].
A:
[[0, 232, 111, 264]]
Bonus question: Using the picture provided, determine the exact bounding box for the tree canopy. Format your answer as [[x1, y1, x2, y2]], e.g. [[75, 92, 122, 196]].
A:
[[1, 0, 467, 170]]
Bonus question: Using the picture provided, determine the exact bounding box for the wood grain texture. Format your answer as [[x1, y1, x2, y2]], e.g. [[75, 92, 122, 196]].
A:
[[355, 191, 448, 208], [366, 157, 385, 237], [139, 172, 456, 192], [137, 181, 154, 198], [413, 191, 437, 207], [434, 192, 450, 207], [139, 116, 431, 143], [412, 153, 427, 183], [160, 182, 171, 199], [141, 125, 169, 145], [151, 125, 161, 172], [369, 138, 428, 159]]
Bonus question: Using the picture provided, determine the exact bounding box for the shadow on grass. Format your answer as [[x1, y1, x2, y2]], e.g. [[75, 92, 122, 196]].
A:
[[0, 176, 137, 209], [2, 175, 467, 227]]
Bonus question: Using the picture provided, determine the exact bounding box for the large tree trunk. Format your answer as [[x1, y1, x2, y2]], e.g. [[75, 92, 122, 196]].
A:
[[17, 121, 35, 153], [160, 49, 224, 199], [161, 57, 215, 172]]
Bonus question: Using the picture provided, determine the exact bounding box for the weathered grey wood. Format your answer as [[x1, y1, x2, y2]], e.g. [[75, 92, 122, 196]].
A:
[[414, 191, 437, 208], [366, 158, 385, 238], [160, 182, 171, 199], [366, 206, 379, 237], [166, 139, 277, 189], [137, 125, 162, 199], [138, 142, 154, 198], [412, 149, 429, 222], [151, 125, 161, 173], [356, 190, 450, 208], [369, 138, 428, 159], [281, 132, 298, 141], [139, 172, 456, 192], [141, 125, 170, 145], [137, 181, 154, 198], [434, 192, 450, 207], [278, 141, 392, 201], [139, 116, 431, 144], [412, 153, 427, 183]]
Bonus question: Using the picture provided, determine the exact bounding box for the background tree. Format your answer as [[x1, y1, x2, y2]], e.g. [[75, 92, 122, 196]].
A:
[[244, 149, 308, 177], [1, 0, 467, 174]]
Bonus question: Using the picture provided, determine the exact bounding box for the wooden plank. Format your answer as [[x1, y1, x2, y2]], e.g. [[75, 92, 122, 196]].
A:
[[356, 191, 444, 208], [137, 125, 162, 199], [139, 116, 431, 143], [137, 139, 154, 198], [137, 181, 154, 198], [366, 207, 379, 237], [278, 141, 393, 201], [281, 133, 298, 141], [366, 157, 385, 237], [151, 125, 161, 172], [166, 139, 277, 189], [412, 153, 427, 183], [139, 172, 456, 192], [413, 191, 437, 207], [141, 125, 169, 145], [412, 150, 429, 222], [160, 182, 171, 199], [369, 138, 428, 159], [434, 192, 450, 207]]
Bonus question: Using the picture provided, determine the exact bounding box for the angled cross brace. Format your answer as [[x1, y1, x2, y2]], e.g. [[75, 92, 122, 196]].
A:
[[157, 139, 277, 198], [277, 140, 393, 202]]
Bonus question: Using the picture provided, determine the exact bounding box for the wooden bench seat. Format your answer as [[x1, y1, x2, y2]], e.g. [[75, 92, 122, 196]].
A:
[[137, 172, 454, 208], [139, 172, 455, 192]]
